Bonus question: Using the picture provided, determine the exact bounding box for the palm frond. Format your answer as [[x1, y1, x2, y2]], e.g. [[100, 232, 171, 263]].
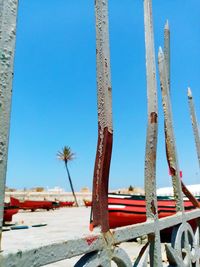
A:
[[57, 146, 75, 162]]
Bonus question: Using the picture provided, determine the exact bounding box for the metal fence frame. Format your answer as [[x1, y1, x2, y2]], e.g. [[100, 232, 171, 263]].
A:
[[0, 0, 200, 266]]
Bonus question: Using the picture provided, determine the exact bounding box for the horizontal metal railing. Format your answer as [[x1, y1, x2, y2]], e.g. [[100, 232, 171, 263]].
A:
[[0, 209, 199, 266]]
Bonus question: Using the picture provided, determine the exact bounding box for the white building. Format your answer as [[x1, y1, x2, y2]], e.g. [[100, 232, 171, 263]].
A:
[[157, 184, 200, 197]]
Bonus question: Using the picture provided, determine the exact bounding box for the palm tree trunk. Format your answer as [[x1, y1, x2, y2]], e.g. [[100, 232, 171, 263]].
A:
[[64, 161, 78, 207]]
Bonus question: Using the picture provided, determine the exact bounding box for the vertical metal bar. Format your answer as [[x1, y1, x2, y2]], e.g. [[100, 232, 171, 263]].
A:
[[163, 20, 171, 169], [0, 1, 4, 37], [0, 0, 19, 249], [92, 0, 113, 233], [163, 22, 199, 208], [188, 87, 200, 168], [158, 48, 184, 212], [164, 20, 170, 89], [143, 0, 158, 224], [163, 20, 172, 196], [143, 0, 162, 265]]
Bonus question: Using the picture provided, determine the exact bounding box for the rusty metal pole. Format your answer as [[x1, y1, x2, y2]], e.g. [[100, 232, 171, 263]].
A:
[[0, 0, 19, 249], [158, 48, 184, 212], [91, 0, 113, 233], [143, 0, 162, 265], [188, 87, 200, 168]]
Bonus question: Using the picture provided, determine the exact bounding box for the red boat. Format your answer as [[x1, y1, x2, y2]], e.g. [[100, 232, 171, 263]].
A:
[[59, 201, 74, 207], [10, 197, 58, 211], [83, 199, 92, 207], [108, 194, 197, 228], [3, 206, 19, 222]]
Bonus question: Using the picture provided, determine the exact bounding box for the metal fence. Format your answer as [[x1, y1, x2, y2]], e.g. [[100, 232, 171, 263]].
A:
[[0, 0, 200, 266]]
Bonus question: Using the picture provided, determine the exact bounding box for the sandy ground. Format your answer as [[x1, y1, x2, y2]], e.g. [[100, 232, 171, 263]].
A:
[[2, 207, 168, 266]]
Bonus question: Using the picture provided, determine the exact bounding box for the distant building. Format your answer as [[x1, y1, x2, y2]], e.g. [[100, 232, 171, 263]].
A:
[[110, 187, 144, 195], [5, 186, 16, 192], [80, 187, 90, 193], [30, 187, 45, 192], [157, 184, 200, 197], [47, 186, 65, 193]]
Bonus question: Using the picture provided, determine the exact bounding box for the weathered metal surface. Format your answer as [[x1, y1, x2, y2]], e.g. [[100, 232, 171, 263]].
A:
[[143, 0, 162, 265], [113, 220, 155, 244], [76, 247, 132, 267], [188, 87, 200, 168], [164, 20, 170, 89], [158, 47, 184, 212], [0, 0, 18, 249], [163, 19, 172, 178], [166, 223, 200, 266], [0, 1, 4, 39], [158, 209, 200, 231], [143, 0, 159, 221], [0, 209, 200, 267], [163, 23, 199, 208], [92, 0, 113, 233], [2, 209, 200, 266], [133, 243, 149, 267], [0, 234, 105, 267], [181, 180, 200, 208], [0, 1, 199, 267]]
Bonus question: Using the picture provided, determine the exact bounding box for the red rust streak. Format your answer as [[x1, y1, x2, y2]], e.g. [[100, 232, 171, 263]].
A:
[[150, 112, 158, 123], [151, 200, 157, 215], [92, 125, 113, 233], [85, 236, 98, 246]]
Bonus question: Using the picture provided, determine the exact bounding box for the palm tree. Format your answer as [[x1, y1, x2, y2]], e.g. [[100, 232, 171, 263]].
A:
[[57, 146, 78, 207]]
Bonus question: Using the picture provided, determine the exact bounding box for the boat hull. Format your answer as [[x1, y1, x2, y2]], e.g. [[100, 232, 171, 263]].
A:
[[10, 197, 57, 211], [59, 201, 74, 207], [83, 200, 92, 207], [108, 194, 197, 229], [4, 206, 19, 222]]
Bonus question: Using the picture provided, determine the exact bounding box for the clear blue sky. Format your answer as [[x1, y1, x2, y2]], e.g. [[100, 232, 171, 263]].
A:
[[6, 0, 200, 191]]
